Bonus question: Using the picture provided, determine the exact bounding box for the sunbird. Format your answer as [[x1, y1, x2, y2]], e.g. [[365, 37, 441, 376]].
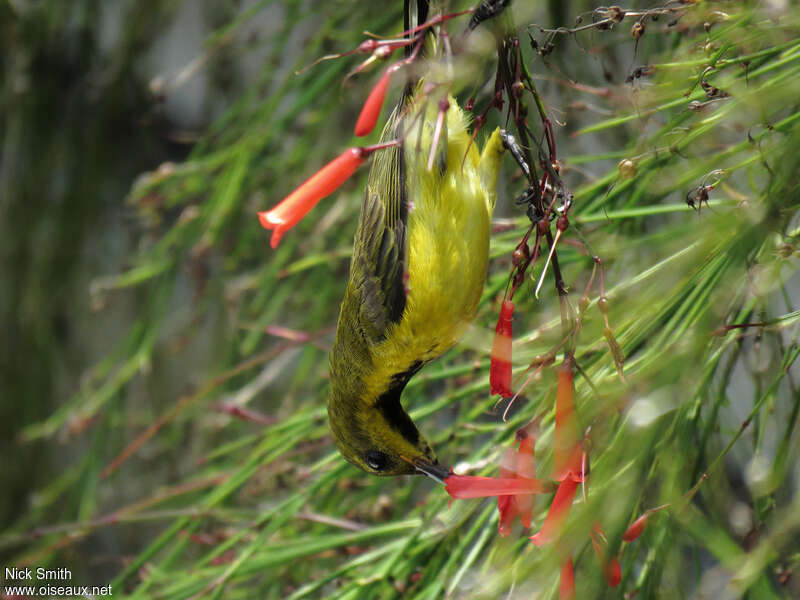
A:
[[328, 86, 506, 478], [257, 0, 511, 479]]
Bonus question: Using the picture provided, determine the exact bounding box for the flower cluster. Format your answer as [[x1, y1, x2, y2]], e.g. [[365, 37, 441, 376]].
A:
[[446, 359, 660, 598], [445, 422, 550, 536]]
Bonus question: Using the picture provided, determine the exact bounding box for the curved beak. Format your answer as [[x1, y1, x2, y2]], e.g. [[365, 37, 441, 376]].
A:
[[410, 457, 451, 485]]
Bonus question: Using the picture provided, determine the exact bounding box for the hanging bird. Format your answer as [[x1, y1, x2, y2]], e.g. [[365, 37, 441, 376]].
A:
[[327, 40, 506, 478]]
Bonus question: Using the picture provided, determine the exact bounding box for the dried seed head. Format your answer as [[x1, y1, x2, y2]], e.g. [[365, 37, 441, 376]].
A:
[[530, 354, 555, 367], [632, 21, 646, 40], [597, 296, 609, 314], [777, 243, 794, 258], [609, 6, 626, 23], [687, 100, 706, 112], [618, 158, 637, 179], [357, 39, 379, 54], [375, 45, 393, 59], [578, 296, 590, 313]]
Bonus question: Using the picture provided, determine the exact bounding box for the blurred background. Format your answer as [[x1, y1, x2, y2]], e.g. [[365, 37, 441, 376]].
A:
[[2, 0, 799, 598]]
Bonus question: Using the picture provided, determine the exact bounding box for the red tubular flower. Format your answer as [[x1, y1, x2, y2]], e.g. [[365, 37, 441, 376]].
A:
[[354, 69, 392, 137], [498, 424, 541, 534], [553, 362, 582, 482], [590, 523, 621, 587], [529, 477, 579, 547], [445, 475, 548, 499], [497, 495, 517, 536], [605, 556, 621, 587], [490, 300, 514, 398], [516, 430, 536, 527], [559, 558, 575, 600], [623, 505, 668, 542], [623, 513, 649, 542], [446, 424, 547, 536], [258, 148, 366, 248], [516, 429, 537, 479], [497, 445, 519, 536]]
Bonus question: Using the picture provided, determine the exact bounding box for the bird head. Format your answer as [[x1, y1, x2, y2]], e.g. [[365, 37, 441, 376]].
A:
[[327, 387, 449, 481]]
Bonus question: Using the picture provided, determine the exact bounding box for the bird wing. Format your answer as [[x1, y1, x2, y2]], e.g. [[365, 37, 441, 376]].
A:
[[345, 110, 408, 345]]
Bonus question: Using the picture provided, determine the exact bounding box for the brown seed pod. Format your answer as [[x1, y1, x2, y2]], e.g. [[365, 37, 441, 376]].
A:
[[512, 243, 531, 268], [537, 218, 550, 236]]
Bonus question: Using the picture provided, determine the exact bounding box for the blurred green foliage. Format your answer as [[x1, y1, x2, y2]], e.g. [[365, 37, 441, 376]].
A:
[[1, 0, 799, 598]]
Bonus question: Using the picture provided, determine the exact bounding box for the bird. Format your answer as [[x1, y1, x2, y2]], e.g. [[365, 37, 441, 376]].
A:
[[327, 67, 506, 479]]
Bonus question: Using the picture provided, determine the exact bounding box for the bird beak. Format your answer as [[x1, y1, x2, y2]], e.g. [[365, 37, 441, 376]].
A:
[[410, 457, 451, 485]]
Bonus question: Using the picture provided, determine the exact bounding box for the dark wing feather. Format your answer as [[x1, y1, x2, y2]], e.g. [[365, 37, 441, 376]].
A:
[[345, 110, 408, 344]]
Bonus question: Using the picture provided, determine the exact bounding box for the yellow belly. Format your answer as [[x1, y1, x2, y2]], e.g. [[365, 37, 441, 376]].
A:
[[372, 112, 497, 365], [360, 99, 504, 401], [400, 173, 491, 356]]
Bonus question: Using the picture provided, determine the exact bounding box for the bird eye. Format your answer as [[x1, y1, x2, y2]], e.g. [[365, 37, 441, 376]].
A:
[[365, 450, 389, 471]]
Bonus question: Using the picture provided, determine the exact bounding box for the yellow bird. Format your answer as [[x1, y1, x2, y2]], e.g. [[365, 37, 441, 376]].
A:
[[328, 87, 505, 478]]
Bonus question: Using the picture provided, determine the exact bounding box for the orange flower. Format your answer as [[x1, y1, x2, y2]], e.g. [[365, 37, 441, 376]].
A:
[[515, 429, 536, 528], [444, 475, 548, 499], [590, 523, 621, 587], [553, 361, 582, 482], [498, 425, 539, 535], [529, 477, 579, 547], [530, 360, 583, 546], [354, 69, 392, 137], [497, 445, 520, 536], [444, 424, 547, 537], [559, 558, 575, 600], [623, 504, 668, 542], [623, 513, 648, 542], [490, 300, 514, 397], [258, 148, 366, 248]]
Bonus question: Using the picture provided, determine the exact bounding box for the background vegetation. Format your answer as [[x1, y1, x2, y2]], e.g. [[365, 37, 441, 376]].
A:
[[1, 0, 798, 597]]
